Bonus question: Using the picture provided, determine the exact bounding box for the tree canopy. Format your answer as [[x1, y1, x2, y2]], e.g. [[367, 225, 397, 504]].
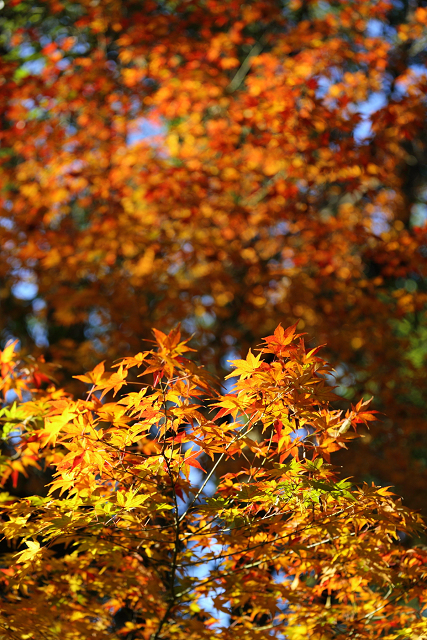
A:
[[1, 0, 427, 514], [1, 325, 427, 639]]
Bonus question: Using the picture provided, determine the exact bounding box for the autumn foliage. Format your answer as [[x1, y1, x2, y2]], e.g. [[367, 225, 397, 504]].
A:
[[1, 0, 427, 512], [2, 1, 427, 633], [0, 325, 426, 639]]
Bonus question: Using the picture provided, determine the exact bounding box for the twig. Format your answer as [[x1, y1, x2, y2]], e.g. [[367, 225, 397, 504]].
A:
[[227, 36, 267, 93], [178, 421, 257, 524], [150, 388, 181, 640], [242, 169, 286, 208], [358, 586, 394, 621]]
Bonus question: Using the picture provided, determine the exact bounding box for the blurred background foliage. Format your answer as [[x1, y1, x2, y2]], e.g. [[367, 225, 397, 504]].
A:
[[1, 0, 427, 512]]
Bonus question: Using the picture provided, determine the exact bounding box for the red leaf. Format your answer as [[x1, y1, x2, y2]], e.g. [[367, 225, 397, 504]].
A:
[[11, 469, 19, 489], [274, 419, 283, 439], [72, 453, 85, 469], [185, 450, 206, 473]]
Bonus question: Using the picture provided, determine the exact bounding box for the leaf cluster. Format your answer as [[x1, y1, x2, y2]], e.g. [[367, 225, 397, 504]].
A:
[[0, 326, 426, 639]]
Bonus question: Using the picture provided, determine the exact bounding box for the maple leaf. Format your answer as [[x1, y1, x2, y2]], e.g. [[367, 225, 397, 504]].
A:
[[113, 352, 148, 369], [14, 540, 41, 564], [184, 448, 206, 473], [0, 340, 18, 365], [42, 406, 78, 446], [226, 349, 262, 379], [74, 361, 106, 386], [211, 394, 242, 420], [95, 366, 128, 399]]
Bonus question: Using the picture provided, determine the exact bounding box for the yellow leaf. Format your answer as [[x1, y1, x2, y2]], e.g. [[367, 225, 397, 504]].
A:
[[14, 540, 41, 564], [226, 349, 262, 379], [0, 340, 18, 364], [43, 406, 78, 446]]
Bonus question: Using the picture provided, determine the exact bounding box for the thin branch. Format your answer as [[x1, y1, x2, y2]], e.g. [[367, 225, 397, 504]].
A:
[[178, 421, 257, 523], [227, 36, 267, 93], [175, 515, 368, 600], [242, 169, 286, 208], [151, 388, 181, 640], [357, 586, 394, 621]]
